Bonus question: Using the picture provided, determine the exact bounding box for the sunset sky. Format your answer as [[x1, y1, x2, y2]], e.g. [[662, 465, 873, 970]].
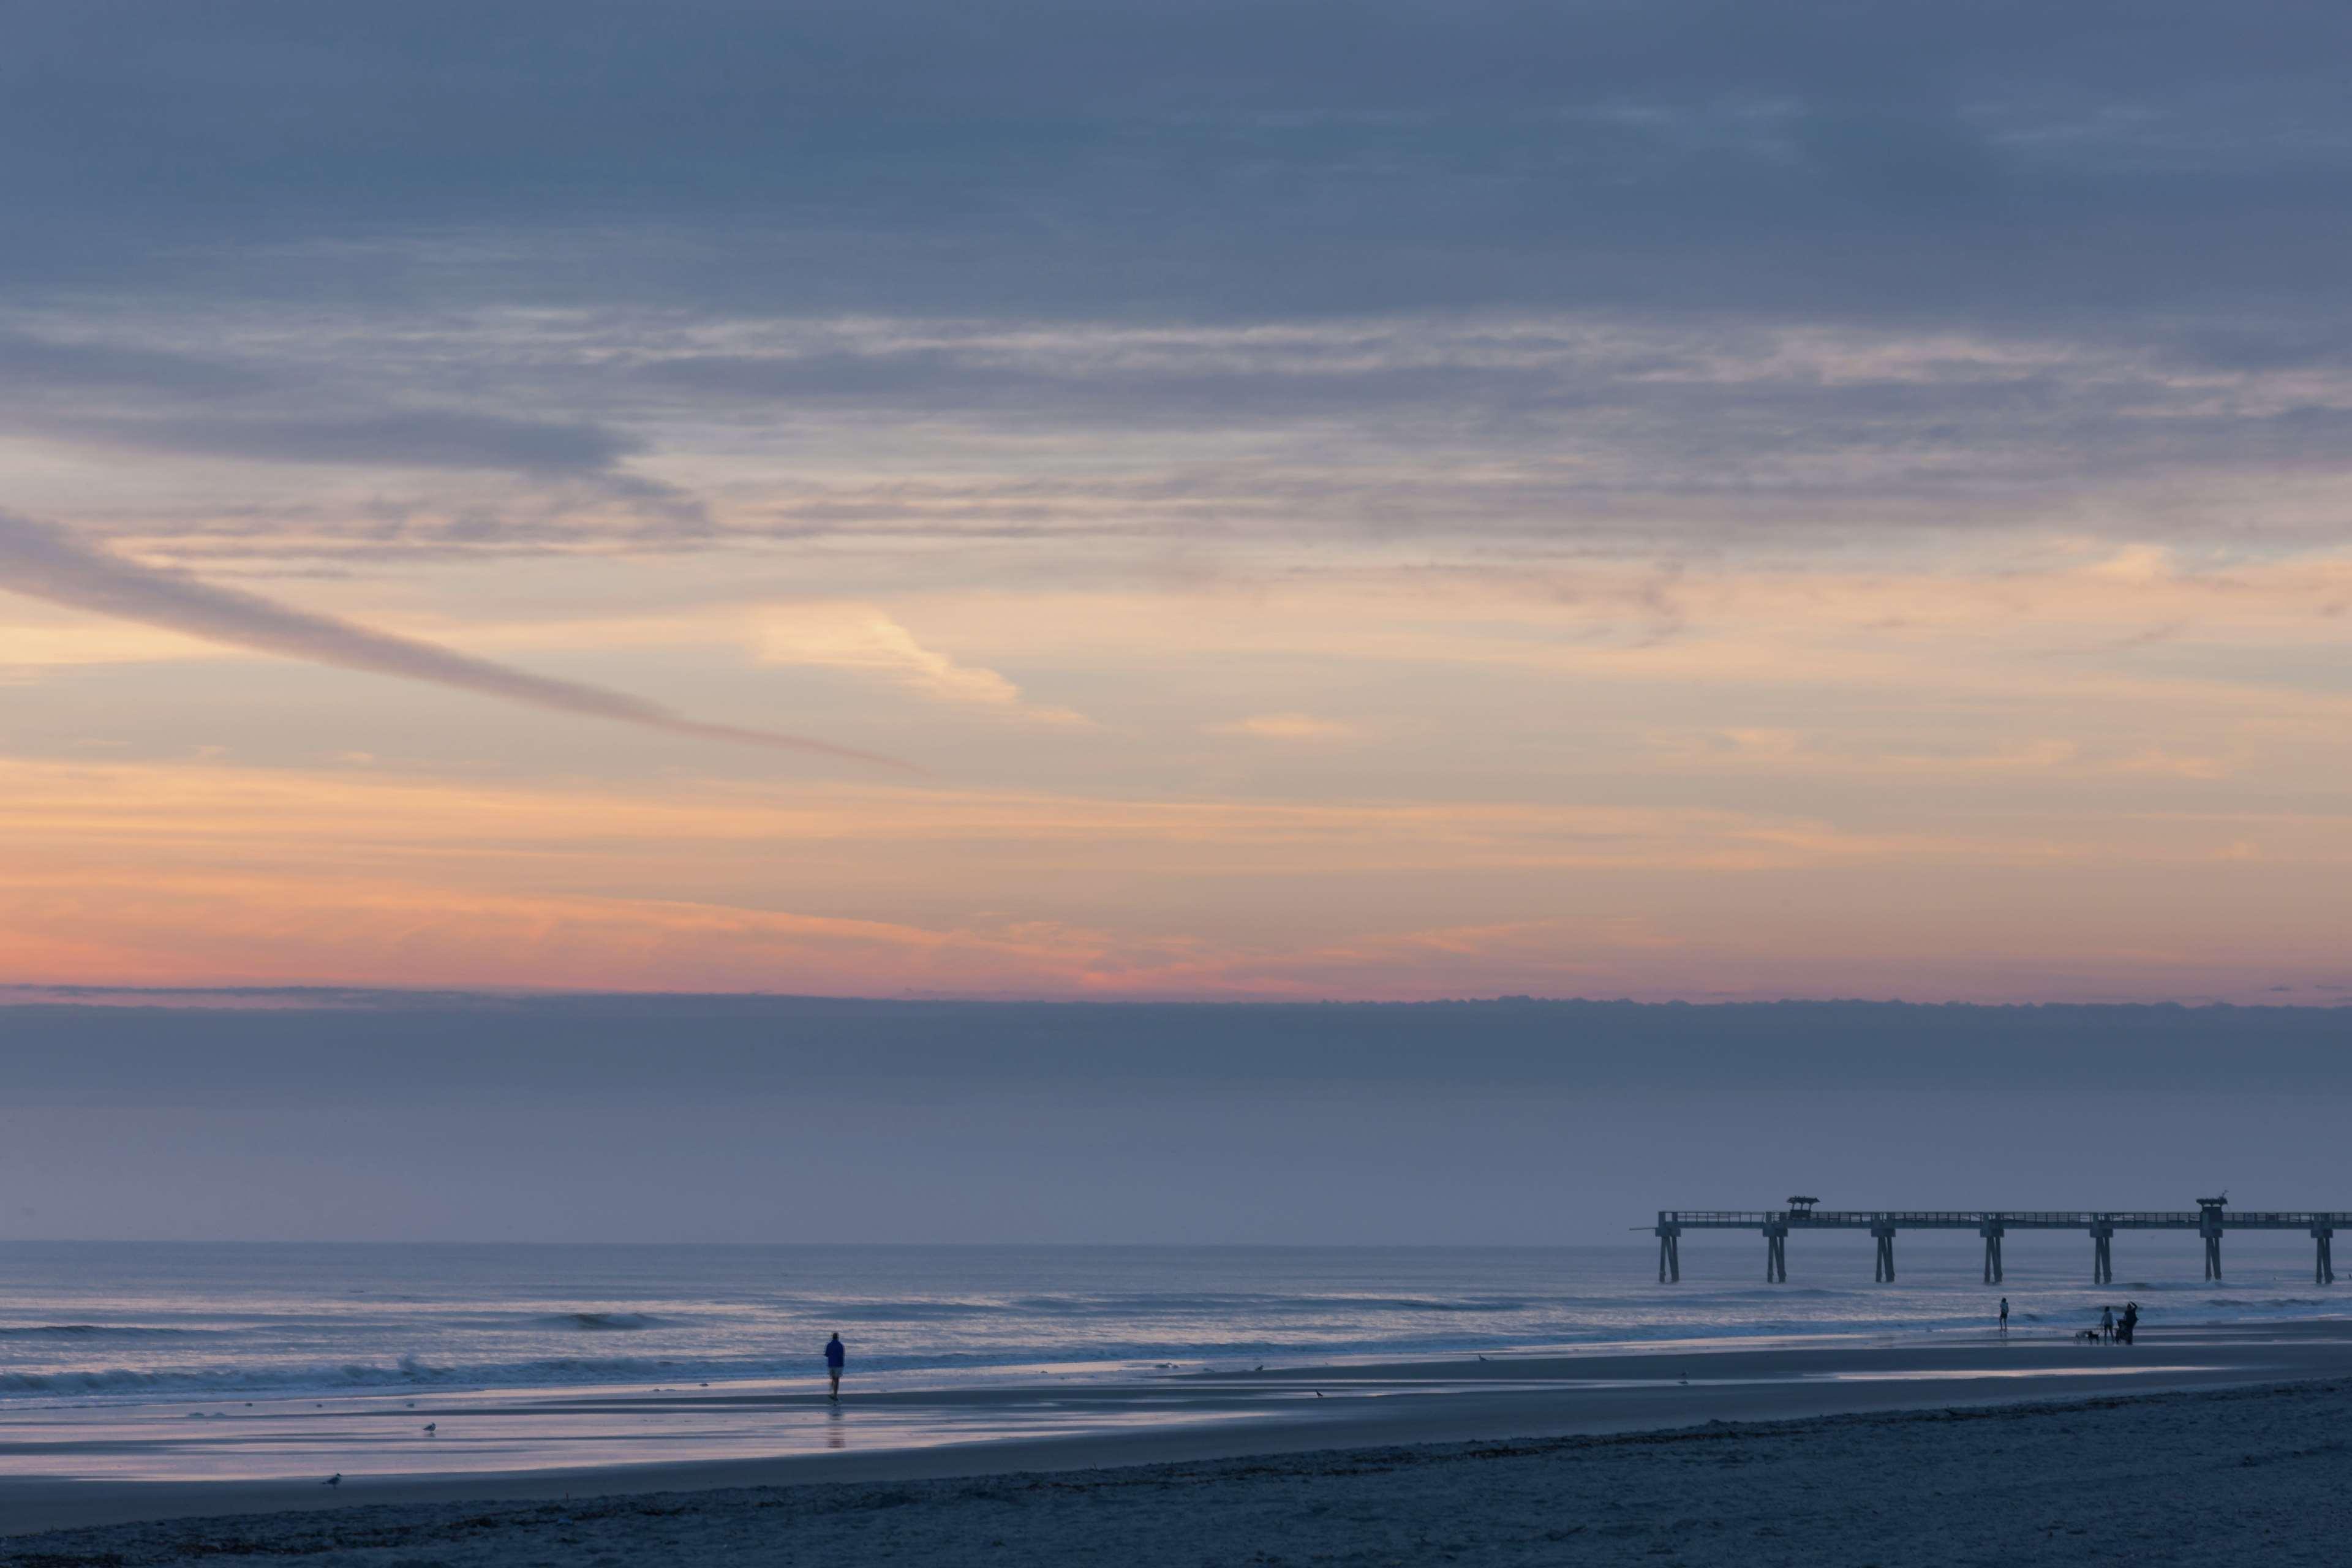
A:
[[6, 2, 2350, 1002]]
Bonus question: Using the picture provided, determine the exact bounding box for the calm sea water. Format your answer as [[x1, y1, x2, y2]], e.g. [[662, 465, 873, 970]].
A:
[[0, 1238, 2339, 1407]]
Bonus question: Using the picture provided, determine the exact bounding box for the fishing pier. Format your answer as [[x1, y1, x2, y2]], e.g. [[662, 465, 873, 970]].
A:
[[1653, 1196, 2342, 1285]]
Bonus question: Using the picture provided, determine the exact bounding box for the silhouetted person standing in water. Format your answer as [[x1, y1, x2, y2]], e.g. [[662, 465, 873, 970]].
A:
[[826, 1332, 845, 1399], [1998, 1297, 2008, 1334]]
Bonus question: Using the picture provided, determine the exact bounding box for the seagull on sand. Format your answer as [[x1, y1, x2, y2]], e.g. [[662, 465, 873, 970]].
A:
[[423, 1423, 437, 1434], [323, 1474, 342, 1487]]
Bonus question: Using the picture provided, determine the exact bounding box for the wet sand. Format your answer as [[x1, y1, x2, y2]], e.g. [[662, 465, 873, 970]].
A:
[[2, 1321, 2346, 1542]]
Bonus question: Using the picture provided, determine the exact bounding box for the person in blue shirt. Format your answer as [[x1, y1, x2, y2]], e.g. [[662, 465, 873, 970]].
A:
[[825, 1332, 845, 1399]]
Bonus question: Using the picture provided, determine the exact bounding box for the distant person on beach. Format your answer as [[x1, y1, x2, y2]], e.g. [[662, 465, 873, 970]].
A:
[[1998, 1298, 2008, 1334], [2100, 1306, 2114, 1343], [826, 1332, 846, 1398], [2119, 1302, 2138, 1344]]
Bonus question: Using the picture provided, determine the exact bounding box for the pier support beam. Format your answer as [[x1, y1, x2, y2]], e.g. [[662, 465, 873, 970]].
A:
[[1979, 1223, 2005, 1284], [2090, 1221, 2114, 1286], [2313, 1227, 2334, 1286], [1871, 1223, 1898, 1283], [1656, 1224, 1681, 1284], [1762, 1222, 1788, 1283]]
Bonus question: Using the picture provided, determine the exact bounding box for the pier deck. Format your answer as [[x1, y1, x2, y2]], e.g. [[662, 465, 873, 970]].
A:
[[1651, 1197, 2342, 1284]]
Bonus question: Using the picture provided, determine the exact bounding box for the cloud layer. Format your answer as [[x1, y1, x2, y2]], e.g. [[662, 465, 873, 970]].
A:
[[6, 3, 2352, 563], [12, 3, 2352, 325], [4, 0, 2352, 562]]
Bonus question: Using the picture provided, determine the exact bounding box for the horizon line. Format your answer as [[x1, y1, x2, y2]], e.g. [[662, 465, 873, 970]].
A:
[[2, 983, 2343, 1012]]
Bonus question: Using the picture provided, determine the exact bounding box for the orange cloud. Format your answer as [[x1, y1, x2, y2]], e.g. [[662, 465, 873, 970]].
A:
[[1208, 712, 1360, 741]]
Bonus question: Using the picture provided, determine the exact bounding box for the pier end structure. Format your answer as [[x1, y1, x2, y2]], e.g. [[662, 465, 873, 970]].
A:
[[2199, 1195, 2228, 1281]]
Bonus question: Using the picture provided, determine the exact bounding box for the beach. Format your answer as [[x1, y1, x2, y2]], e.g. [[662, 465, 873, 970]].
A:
[[6, 1322, 2348, 1559], [3, 1376, 2345, 1566]]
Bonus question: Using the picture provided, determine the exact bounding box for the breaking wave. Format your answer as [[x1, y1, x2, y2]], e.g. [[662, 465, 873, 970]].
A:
[[535, 1313, 669, 1332], [807, 1294, 1548, 1322], [0, 1353, 709, 1401], [0, 1324, 204, 1340]]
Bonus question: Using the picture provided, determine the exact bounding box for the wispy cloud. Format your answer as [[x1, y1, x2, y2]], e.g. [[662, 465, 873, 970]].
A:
[[0, 511, 908, 769], [101, 410, 640, 476], [755, 605, 1089, 726]]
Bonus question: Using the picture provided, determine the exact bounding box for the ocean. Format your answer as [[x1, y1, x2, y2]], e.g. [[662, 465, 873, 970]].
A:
[[2, 1237, 2339, 1407]]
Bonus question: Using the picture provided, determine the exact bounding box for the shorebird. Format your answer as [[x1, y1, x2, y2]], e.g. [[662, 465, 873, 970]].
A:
[[323, 1474, 342, 1487], [423, 1422, 437, 1434]]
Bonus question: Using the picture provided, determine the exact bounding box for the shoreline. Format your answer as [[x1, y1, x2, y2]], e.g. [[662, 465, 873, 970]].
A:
[[6, 1319, 2348, 1539]]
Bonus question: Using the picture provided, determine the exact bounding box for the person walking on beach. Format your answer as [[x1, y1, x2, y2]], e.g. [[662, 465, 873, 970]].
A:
[[2100, 1305, 2115, 1343], [2119, 1302, 2138, 1345], [1998, 1297, 2008, 1335], [825, 1332, 846, 1399]]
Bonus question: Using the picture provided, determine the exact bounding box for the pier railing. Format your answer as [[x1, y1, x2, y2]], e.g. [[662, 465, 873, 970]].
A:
[[1661, 1208, 2352, 1229]]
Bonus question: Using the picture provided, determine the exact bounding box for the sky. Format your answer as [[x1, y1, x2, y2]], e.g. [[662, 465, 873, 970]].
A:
[[6, 2, 2352, 1003]]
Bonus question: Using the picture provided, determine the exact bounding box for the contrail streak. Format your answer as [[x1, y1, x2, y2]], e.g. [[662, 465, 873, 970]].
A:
[[0, 512, 913, 771]]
